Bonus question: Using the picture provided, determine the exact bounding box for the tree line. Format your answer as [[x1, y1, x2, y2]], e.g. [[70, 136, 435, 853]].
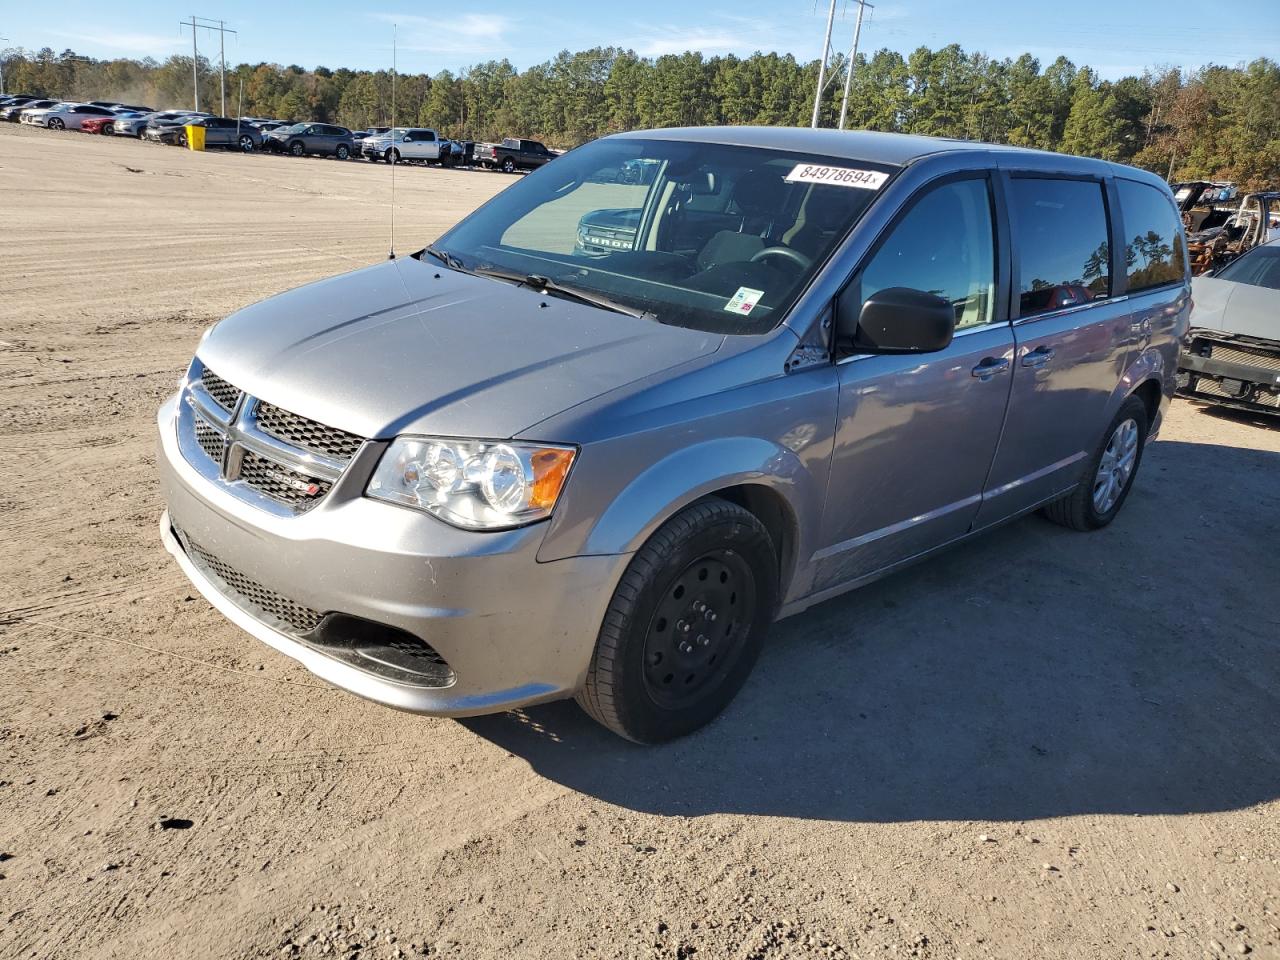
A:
[[4, 45, 1277, 187]]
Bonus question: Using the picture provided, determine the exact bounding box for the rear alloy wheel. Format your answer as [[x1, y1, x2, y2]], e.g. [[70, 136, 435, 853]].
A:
[[238, 134, 254, 152], [501, 156, 516, 174], [577, 498, 777, 743], [335, 144, 349, 160], [48, 117, 64, 130], [290, 141, 305, 157], [1041, 394, 1149, 531]]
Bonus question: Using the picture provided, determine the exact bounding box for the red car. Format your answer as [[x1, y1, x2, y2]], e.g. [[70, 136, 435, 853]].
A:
[[80, 115, 118, 135]]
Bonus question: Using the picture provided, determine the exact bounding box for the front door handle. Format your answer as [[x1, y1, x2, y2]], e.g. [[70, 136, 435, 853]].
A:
[[971, 357, 1010, 380], [1021, 345, 1055, 368]]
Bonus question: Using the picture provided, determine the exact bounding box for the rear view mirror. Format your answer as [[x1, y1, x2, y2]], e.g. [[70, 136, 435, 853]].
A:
[[837, 287, 955, 354]]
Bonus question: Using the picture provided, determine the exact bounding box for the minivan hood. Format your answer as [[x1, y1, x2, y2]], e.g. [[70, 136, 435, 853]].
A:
[[197, 257, 723, 440]]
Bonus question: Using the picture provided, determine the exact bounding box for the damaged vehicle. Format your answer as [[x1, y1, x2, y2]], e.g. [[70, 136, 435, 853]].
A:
[[1185, 191, 1280, 275], [1177, 238, 1280, 415], [157, 128, 1187, 742]]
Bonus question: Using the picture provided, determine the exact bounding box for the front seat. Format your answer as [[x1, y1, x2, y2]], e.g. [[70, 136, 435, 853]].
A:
[[695, 170, 792, 271]]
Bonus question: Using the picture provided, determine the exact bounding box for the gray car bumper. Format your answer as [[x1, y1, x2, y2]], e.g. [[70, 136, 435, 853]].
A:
[[156, 395, 628, 716]]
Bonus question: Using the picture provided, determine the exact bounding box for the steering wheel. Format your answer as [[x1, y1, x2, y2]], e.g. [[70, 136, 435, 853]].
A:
[[750, 246, 812, 271]]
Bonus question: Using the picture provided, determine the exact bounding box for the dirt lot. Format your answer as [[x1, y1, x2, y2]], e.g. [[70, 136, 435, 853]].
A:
[[1, 123, 1277, 960]]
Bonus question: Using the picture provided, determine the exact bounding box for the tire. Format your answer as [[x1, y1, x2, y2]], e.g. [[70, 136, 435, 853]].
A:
[[238, 135, 254, 152], [387, 148, 400, 164], [335, 144, 349, 160], [48, 118, 64, 131], [501, 156, 516, 174], [1041, 395, 1148, 531], [290, 141, 305, 157], [177, 132, 188, 147], [576, 498, 778, 743], [136, 128, 146, 139]]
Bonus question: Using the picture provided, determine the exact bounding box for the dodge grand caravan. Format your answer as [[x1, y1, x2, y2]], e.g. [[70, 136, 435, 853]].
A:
[[158, 127, 1190, 742]]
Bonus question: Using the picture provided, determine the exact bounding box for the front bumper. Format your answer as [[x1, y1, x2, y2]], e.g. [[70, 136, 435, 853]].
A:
[[1177, 340, 1280, 414], [156, 394, 628, 716]]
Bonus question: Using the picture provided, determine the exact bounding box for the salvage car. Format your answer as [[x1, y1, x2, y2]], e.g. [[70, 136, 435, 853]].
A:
[[158, 127, 1188, 742], [1177, 238, 1280, 415], [21, 102, 116, 130]]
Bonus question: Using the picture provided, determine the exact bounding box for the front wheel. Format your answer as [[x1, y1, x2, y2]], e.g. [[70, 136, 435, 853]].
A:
[[290, 141, 304, 157], [48, 118, 64, 130], [386, 148, 400, 164], [238, 135, 254, 152], [576, 498, 778, 743], [1041, 395, 1149, 531]]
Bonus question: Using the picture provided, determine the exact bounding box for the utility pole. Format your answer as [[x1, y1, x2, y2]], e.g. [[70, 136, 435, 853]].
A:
[[810, 0, 838, 128], [838, 0, 872, 130], [0, 38, 9, 96], [180, 17, 237, 116], [180, 17, 199, 111]]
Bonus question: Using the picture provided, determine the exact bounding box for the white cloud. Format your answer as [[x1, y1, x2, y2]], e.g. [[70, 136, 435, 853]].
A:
[[638, 31, 753, 57], [369, 12, 511, 54], [47, 29, 182, 58]]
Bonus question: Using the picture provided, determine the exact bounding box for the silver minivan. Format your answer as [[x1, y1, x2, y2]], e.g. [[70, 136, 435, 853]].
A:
[[157, 127, 1190, 742]]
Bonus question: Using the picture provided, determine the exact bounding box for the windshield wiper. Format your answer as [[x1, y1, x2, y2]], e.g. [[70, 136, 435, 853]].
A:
[[422, 245, 470, 273], [422, 251, 651, 320]]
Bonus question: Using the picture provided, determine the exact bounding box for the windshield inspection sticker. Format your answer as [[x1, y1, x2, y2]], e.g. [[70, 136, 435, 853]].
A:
[[724, 286, 765, 315], [784, 163, 888, 190]]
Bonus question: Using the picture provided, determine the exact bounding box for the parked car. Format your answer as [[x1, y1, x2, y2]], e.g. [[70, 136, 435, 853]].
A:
[[362, 127, 451, 164], [80, 114, 124, 134], [473, 137, 556, 173], [156, 127, 1188, 743], [116, 110, 190, 137], [1, 98, 57, 122], [170, 116, 262, 151], [143, 115, 203, 142], [1177, 238, 1280, 415], [0, 94, 40, 113], [265, 122, 357, 159], [21, 102, 118, 130]]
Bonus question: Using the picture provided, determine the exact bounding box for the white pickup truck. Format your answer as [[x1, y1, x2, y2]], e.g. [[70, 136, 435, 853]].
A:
[[362, 127, 454, 165]]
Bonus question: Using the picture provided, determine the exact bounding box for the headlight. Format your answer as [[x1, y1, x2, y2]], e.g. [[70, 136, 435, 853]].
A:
[[366, 437, 576, 530]]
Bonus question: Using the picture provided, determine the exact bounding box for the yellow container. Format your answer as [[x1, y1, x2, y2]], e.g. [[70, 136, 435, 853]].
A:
[[185, 123, 205, 151]]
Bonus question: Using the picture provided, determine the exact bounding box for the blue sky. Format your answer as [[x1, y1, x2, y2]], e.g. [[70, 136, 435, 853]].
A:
[[4, 0, 1278, 80]]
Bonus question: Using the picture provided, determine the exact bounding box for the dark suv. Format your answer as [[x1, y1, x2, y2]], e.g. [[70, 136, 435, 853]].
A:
[[267, 123, 357, 159]]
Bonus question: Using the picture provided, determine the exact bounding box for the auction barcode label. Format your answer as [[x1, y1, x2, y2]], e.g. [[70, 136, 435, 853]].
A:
[[784, 164, 888, 190]]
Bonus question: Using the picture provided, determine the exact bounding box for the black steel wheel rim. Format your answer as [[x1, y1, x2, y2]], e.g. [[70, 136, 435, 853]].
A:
[[642, 550, 756, 710]]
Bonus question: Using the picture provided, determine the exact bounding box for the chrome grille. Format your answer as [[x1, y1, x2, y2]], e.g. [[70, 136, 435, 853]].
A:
[[1207, 343, 1280, 373], [200, 367, 241, 411], [179, 359, 367, 517], [184, 536, 324, 634], [1192, 376, 1280, 407], [256, 401, 363, 460], [238, 450, 332, 511], [193, 417, 225, 463]]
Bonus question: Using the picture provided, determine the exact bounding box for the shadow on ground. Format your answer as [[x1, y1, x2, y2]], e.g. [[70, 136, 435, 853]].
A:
[[463, 437, 1280, 822]]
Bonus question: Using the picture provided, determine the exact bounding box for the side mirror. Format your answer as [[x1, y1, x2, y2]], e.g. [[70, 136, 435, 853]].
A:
[[837, 286, 956, 354]]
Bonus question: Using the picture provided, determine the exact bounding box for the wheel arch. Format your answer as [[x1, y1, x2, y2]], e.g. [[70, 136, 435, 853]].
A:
[[539, 436, 822, 607]]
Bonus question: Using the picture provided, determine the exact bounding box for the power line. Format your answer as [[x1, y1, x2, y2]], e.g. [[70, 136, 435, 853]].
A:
[[179, 16, 237, 116]]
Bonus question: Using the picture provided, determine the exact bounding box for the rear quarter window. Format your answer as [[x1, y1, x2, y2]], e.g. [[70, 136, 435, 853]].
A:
[[1117, 179, 1186, 292], [1010, 178, 1112, 317]]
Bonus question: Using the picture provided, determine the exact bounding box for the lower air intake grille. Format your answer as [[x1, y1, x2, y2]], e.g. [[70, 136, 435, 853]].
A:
[[184, 537, 324, 634]]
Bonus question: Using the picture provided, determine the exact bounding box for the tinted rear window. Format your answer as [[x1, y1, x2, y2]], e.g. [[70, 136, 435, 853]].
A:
[[1117, 179, 1186, 292], [1011, 178, 1111, 316]]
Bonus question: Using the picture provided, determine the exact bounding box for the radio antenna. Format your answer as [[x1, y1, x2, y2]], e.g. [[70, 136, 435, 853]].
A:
[[388, 22, 397, 260]]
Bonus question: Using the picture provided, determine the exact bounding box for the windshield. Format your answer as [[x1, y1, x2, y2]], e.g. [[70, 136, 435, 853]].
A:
[[1215, 244, 1280, 290], [430, 137, 893, 333]]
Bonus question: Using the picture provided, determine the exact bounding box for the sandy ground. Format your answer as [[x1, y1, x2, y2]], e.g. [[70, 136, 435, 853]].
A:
[[0, 123, 1277, 960]]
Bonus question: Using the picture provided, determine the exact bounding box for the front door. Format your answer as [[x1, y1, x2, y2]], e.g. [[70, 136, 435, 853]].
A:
[[814, 174, 1014, 592]]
